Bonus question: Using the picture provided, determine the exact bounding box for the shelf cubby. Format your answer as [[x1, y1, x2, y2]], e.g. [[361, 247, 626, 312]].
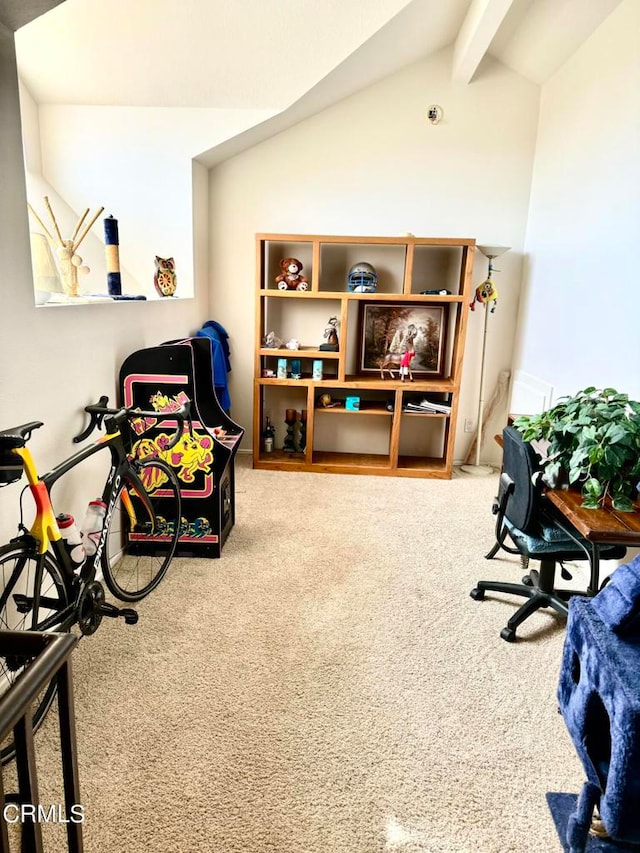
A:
[[318, 239, 407, 294]]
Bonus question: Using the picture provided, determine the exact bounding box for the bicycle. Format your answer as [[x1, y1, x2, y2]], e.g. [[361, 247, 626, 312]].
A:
[[0, 396, 191, 763]]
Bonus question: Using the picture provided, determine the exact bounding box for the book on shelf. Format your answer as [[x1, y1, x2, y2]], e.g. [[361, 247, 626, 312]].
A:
[[403, 397, 452, 415]]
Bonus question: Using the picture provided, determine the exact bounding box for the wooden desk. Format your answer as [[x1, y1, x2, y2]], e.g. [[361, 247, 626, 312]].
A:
[[546, 488, 640, 593], [546, 489, 640, 544]]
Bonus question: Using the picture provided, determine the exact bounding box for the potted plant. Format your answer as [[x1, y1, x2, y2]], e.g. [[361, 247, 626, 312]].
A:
[[514, 387, 640, 511]]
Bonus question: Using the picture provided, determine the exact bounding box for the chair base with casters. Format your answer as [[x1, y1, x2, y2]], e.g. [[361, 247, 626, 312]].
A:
[[471, 556, 575, 643], [470, 426, 626, 642]]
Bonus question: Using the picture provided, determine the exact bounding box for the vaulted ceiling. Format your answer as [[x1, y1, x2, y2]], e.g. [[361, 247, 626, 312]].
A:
[[4, 0, 623, 163]]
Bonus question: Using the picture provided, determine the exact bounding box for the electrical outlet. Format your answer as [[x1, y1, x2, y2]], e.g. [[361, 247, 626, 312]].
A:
[[464, 418, 474, 433]]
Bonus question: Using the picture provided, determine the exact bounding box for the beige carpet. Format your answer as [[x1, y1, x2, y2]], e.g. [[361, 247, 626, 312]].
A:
[[11, 457, 591, 852]]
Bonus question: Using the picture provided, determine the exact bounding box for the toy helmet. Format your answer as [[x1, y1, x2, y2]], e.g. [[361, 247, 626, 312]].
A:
[[347, 262, 378, 293]]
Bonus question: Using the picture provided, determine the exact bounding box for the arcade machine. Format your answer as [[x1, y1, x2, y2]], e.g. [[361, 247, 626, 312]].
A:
[[119, 337, 244, 557]]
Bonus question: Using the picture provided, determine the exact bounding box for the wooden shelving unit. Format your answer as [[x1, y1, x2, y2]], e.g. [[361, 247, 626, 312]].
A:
[[253, 233, 476, 478]]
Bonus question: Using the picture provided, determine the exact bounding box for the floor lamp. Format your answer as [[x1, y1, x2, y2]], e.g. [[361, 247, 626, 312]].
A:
[[460, 245, 510, 475]]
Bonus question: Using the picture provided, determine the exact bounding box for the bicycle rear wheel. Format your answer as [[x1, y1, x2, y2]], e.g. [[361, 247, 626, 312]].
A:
[[102, 458, 181, 602], [0, 542, 70, 764]]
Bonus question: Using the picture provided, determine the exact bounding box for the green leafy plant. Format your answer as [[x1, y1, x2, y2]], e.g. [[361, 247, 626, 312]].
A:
[[514, 387, 640, 511]]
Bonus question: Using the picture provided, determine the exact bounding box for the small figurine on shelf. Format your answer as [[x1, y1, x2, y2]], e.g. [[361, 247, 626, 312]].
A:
[[398, 348, 416, 381], [318, 393, 341, 408], [262, 331, 284, 348], [275, 258, 309, 291], [398, 324, 417, 382], [154, 256, 178, 297], [380, 323, 417, 381], [320, 316, 339, 351]]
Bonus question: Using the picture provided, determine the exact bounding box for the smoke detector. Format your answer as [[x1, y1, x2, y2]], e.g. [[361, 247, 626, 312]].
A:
[[426, 105, 443, 125]]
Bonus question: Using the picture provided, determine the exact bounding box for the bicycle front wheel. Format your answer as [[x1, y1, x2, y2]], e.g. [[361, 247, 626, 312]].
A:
[[0, 542, 70, 764], [102, 458, 181, 601]]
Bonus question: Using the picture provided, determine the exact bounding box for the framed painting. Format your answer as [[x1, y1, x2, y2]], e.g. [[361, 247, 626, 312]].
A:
[[357, 302, 447, 378]]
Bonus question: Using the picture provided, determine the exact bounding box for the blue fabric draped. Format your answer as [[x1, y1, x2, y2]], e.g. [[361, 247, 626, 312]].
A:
[[195, 321, 232, 411]]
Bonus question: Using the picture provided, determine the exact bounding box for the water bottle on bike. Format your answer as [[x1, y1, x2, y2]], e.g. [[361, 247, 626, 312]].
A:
[[56, 513, 86, 569], [81, 499, 107, 557]]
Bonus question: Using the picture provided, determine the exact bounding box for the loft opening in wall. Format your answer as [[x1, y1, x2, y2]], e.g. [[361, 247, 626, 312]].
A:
[[357, 302, 447, 379]]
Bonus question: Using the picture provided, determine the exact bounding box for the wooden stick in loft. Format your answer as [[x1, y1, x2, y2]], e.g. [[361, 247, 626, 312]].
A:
[[27, 203, 55, 244], [72, 207, 90, 242], [73, 206, 104, 252], [43, 195, 64, 246]]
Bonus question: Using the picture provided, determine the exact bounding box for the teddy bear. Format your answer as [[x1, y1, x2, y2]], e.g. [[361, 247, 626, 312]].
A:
[[275, 258, 309, 291]]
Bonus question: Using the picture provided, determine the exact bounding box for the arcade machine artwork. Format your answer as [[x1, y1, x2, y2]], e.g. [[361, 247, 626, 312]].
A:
[[128, 390, 216, 542]]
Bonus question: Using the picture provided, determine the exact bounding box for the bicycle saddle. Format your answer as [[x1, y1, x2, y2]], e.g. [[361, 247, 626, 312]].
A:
[[0, 422, 44, 446]]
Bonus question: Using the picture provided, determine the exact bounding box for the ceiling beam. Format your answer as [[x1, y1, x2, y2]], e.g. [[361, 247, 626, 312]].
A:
[[0, 0, 65, 32], [452, 0, 515, 84]]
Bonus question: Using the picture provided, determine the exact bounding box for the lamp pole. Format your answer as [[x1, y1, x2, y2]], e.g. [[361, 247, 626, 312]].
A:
[[474, 297, 491, 468], [460, 245, 510, 476]]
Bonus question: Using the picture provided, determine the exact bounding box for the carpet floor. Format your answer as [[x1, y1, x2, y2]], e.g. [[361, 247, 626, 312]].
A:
[[7, 457, 594, 852]]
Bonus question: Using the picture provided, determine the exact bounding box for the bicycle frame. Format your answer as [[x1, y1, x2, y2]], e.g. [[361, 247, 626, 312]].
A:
[[10, 424, 155, 631]]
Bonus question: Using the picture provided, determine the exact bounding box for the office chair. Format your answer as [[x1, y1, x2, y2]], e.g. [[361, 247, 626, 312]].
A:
[[470, 426, 625, 642]]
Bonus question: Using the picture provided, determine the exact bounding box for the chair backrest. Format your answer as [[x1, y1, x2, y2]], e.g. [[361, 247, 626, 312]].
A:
[[501, 425, 544, 532]]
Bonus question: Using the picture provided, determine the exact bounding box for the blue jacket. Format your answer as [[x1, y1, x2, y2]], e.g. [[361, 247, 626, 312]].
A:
[[195, 321, 232, 411]]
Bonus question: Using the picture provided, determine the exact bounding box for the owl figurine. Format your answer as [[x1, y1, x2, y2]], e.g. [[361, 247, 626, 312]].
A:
[[154, 256, 177, 297]]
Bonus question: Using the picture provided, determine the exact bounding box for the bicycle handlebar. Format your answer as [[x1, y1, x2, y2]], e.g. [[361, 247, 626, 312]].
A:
[[73, 397, 192, 451]]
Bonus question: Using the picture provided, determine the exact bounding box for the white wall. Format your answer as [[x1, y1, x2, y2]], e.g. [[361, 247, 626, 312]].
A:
[[25, 95, 275, 296], [513, 0, 640, 405], [0, 27, 211, 542], [19, 82, 138, 296], [209, 47, 540, 465]]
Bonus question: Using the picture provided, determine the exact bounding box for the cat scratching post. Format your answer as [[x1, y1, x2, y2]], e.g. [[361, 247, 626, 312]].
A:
[[104, 215, 122, 296]]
